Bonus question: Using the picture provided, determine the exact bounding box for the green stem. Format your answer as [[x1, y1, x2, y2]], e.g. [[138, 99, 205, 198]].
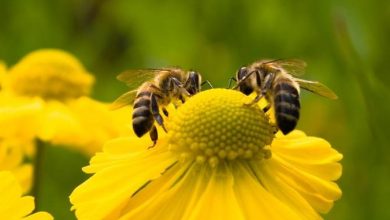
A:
[[32, 139, 45, 210]]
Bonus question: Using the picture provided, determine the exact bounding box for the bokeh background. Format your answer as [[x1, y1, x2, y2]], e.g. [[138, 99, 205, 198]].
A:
[[1, 0, 389, 219]]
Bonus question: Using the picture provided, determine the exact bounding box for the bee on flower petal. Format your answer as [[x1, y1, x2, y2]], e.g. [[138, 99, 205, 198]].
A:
[[232, 59, 338, 135], [111, 67, 205, 146]]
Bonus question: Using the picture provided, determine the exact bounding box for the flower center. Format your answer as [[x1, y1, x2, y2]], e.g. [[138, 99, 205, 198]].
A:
[[168, 89, 274, 167], [3, 49, 94, 101]]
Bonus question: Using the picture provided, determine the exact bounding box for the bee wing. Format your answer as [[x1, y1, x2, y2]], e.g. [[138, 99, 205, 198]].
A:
[[295, 78, 338, 99], [266, 59, 307, 76], [110, 90, 138, 110], [117, 69, 168, 89]]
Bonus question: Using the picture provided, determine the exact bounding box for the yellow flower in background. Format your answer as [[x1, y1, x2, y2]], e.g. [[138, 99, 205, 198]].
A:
[[0, 94, 42, 192], [38, 97, 132, 155], [70, 89, 342, 220], [0, 140, 33, 194], [0, 171, 53, 220], [62, 97, 132, 154], [2, 49, 94, 100], [0, 94, 43, 142], [0, 49, 131, 156]]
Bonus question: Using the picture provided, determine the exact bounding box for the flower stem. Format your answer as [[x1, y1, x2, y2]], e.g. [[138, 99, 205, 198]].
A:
[[32, 139, 45, 209]]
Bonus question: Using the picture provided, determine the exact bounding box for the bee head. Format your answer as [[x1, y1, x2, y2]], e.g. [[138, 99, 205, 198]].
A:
[[236, 66, 254, 95], [186, 71, 202, 95]]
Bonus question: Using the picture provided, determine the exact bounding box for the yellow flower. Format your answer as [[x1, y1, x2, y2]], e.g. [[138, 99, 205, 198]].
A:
[[0, 93, 41, 193], [0, 140, 34, 194], [38, 97, 132, 155], [70, 89, 342, 220], [0, 93, 43, 141], [0, 171, 53, 220], [2, 49, 94, 100], [0, 49, 130, 155]]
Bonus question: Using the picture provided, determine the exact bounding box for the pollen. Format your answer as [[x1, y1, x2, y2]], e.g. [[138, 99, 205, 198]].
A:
[[3, 49, 94, 100], [168, 89, 274, 167]]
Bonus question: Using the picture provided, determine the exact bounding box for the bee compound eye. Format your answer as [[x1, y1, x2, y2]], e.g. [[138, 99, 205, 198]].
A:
[[238, 67, 248, 80], [190, 71, 199, 82]]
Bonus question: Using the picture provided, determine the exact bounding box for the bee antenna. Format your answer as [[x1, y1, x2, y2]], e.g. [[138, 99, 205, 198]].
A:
[[201, 80, 213, 89]]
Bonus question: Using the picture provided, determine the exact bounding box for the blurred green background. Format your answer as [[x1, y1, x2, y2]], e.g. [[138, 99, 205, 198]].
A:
[[1, 0, 389, 219]]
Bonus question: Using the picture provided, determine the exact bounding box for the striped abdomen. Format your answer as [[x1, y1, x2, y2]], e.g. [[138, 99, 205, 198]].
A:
[[273, 82, 300, 135], [132, 91, 154, 137]]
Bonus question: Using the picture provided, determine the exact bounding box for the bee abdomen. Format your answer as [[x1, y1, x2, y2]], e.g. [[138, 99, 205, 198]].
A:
[[132, 94, 154, 137], [274, 82, 300, 135]]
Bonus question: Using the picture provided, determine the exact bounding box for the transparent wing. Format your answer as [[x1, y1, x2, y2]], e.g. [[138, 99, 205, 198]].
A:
[[266, 59, 307, 76], [117, 69, 167, 89], [109, 90, 138, 110], [295, 78, 338, 99]]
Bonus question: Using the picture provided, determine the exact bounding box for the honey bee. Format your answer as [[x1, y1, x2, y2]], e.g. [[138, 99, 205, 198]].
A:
[[111, 67, 203, 146], [233, 59, 338, 135]]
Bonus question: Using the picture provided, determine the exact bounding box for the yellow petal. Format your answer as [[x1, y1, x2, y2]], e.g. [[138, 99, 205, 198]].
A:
[[184, 164, 246, 220], [0, 140, 24, 169], [12, 164, 33, 194], [38, 97, 133, 155], [264, 131, 343, 214], [23, 212, 53, 220], [252, 161, 322, 219], [0, 171, 52, 219], [0, 94, 43, 140], [65, 97, 133, 155], [272, 131, 343, 181], [232, 162, 305, 220], [0, 140, 34, 193], [70, 137, 177, 220], [120, 163, 246, 220], [37, 100, 84, 147], [118, 162, 194, 220], [0, 171, 23, 212], [4, 196, 35, 219], [269, 156, 341, 213], [83, 136, 159, 173]]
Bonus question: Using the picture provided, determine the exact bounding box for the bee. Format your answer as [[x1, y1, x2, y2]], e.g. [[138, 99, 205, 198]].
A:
[[233, 59, 338, 135], [111, 67, 203, 146]]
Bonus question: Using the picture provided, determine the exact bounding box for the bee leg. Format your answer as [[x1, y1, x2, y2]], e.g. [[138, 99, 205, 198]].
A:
[[179, 95, 185, 103], [162, 108, 169, 117], [171, 78, 191, 96], [262, 103, 271, 113], [148, 125, 158, 148], [245, 72, 275, 106], [227, 77, 236, 89], [244, 93, 263, 106], [261, 72, 275, 95], [271, 124, 279, 134], [150, 93, 167, 132], [201, 80, 213, 89]]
